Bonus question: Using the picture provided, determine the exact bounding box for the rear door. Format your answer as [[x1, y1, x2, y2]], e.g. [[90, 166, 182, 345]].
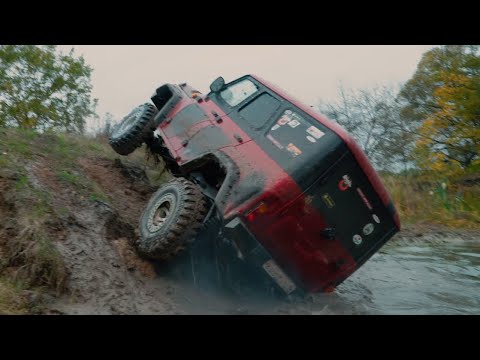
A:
[[303, 151, 398, 265]]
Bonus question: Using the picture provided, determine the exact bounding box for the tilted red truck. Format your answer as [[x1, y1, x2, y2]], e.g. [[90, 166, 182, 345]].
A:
[[109, 74, 401, 295]]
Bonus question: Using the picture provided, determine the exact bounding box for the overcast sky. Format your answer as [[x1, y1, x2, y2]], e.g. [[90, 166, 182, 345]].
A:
[[58, 45, 435, 126]]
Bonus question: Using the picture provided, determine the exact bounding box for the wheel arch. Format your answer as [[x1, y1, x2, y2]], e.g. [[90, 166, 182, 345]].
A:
[[180, 151, 240, 214]]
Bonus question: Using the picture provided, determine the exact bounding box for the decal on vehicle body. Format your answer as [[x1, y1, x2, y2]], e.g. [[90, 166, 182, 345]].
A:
[[338, 174, 352, 191], [288, 119, 300, 128], [363, 223, 374, 236], [277, 117, 289, 126], [322, 193, 335, 208], [353, 234, 363, 245], [286, 143, 302, 157], [307, 126, 325, 139], [266, 134, 284, 149], [357, 188, 373, 210]]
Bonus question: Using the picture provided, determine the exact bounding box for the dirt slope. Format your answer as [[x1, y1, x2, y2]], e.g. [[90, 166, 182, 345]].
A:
[[41, 157, 180, 314], [0, 131, 182, 314]]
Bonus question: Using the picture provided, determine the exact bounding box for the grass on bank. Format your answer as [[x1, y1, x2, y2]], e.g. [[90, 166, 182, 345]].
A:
[[0, 128, 160, 313], [382, 173, 480, 229], [0, 279, 28, 315]]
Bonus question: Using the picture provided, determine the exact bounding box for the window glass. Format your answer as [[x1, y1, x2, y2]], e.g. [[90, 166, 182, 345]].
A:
[[238, 93, 281, 129], [220, 79, 258, 106], [265, 109, 327, 159]]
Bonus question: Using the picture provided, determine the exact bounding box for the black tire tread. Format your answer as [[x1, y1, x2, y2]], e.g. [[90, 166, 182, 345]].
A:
[[109, 103, 158, 156], [137, 178, 208, 260]]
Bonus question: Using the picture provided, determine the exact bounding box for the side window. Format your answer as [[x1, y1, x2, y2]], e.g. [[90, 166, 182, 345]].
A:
[[238, 93, 281, 129], [220, 79, 258, 107], [265, 109, 327, 159]]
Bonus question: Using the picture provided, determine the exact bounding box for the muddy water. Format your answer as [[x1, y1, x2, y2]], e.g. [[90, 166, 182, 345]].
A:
[[327, 240, 480, 315], [170, 238, 480, 315]]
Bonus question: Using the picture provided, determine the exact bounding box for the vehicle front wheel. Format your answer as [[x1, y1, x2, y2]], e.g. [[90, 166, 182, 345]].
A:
[[137, 178, 207, 260]]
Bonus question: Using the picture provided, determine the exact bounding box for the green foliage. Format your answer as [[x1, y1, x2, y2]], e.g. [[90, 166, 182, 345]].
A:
[[57, 170, 82, 187], [89, 192, 109, 202], [399, 45, 480, 171], [383, 173, 480, 228], [0, 45, 97, 133], [15, 174, 28, 190], [0, 279, 28, 314]]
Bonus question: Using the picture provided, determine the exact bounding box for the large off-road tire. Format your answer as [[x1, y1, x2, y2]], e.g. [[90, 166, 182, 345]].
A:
[[137, 178, 207, 260], [109, 103, 158, 156]]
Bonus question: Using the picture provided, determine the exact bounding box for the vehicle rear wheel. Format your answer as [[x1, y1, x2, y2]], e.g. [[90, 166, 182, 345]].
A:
[[109, 103, 157, 156], [137, 178, 207, 260]]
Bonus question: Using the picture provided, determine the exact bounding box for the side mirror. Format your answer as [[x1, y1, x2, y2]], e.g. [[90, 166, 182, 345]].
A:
[[210, 76, 225, 93]]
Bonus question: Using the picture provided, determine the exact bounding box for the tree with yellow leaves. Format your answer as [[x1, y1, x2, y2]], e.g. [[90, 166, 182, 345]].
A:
[[399, 45, 480, 172]]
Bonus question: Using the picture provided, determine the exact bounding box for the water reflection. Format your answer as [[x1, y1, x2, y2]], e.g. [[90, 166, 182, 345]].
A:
[[327, 241, 480, 315], [170, 239, 480, 314]]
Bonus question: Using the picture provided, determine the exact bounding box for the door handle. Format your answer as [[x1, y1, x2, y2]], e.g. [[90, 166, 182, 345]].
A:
[[234, 134, 243, 143], [211, 111, 222, 123]]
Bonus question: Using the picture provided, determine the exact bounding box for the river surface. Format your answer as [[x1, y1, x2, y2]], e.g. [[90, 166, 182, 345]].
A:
[[170, 238, 480, 315]]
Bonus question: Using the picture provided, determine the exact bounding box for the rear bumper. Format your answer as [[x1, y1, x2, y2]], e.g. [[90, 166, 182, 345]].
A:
[[223, 217, 298, 294]]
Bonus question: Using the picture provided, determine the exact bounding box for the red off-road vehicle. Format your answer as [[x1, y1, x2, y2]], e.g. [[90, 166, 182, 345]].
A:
[[109, 75, 401, 295]]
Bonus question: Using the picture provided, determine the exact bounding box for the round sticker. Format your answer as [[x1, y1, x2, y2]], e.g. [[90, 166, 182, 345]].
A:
[[372, 214, 380, 224], [353, 234, 362, 245], [306, 135, 316, 143], [363, 223, 374, 236]]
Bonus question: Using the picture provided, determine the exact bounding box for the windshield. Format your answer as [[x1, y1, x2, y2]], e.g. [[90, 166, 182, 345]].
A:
[[220, 79, 258, 106]]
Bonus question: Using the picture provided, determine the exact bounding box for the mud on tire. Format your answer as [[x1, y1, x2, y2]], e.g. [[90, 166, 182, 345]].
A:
[[137, 178, 207, 260], [109, 103, 158, 156]]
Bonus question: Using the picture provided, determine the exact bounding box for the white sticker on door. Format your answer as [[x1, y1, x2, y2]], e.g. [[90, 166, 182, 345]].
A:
[[307, 126, 325, 139], [288, 119, 300, 128]]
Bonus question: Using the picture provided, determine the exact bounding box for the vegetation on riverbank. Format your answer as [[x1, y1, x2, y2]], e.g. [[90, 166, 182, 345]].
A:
[[382, 171, 480, 228]]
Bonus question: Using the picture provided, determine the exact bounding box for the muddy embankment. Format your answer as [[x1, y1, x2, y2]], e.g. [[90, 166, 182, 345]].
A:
[[0, 152, 183, 314], [48, 158, 182, 314]]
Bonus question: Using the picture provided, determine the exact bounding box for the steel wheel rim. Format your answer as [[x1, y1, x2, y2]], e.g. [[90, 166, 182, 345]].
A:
[[113, 108, 141, 137], [147, 194, 176, 232]]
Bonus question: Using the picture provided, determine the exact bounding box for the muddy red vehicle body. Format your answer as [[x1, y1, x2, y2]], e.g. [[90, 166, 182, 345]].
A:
[[112, 75, 401, 295]]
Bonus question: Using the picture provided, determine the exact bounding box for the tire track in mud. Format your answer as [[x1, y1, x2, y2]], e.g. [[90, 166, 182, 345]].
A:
[[52, 203, 180, 314], [28, 156, 182, 314]]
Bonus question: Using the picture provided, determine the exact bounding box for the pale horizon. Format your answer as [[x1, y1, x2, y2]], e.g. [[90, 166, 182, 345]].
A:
[[58, 45, 435, 127]]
